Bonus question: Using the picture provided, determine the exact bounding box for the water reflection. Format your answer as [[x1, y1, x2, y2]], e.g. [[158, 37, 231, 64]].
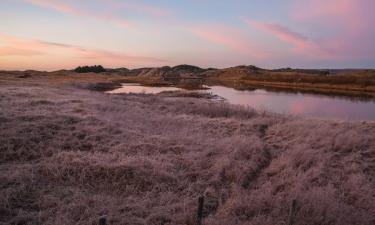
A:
[[107, 83, 182, 94], [108, 83, 375, 121], [206, 86, 375, 120]]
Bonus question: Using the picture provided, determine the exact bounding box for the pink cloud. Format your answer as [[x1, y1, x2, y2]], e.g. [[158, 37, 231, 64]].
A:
[[188, 24, 270, 59], [292, 0, 361, 27], [27, 0, 81, 14], [0, 34, 46, 56], [245, 19, 307, 49], [291, 0, 375, 61], [25, 0, 132, 28], [0, 34, 165, 66], [0, 46, 43, 56], [244, 19, 333, 59], [241, 1, 375, 64]]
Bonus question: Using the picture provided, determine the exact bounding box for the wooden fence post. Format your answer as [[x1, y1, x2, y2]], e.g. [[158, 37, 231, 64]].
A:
[[197, 196, 204, 225], [99, 215, 107, 225], [288, 199, 297, 225]]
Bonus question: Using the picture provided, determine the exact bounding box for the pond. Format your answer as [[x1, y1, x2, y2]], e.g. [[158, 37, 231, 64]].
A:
[[107, 83, 375, 121]]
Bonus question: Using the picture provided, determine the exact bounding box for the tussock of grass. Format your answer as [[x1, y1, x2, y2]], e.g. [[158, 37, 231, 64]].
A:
[[159, 90, 215, 99], [0, 81, 375, 225]]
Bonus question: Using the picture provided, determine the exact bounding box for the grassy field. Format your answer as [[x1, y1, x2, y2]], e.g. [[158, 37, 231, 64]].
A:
[[1, 72, 375, 225]]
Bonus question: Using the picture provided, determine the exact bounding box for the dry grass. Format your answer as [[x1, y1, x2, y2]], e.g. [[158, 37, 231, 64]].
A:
[[0, 75, 375, 225], [158, 91, 215, 99]]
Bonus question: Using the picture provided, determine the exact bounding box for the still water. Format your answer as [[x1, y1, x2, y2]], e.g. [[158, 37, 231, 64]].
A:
[[108, 83, 375, 121], [108, 83, 182, 94]]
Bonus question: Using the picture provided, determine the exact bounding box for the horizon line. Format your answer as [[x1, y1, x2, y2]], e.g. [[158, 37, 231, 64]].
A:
[[1, 64, 374, 73]]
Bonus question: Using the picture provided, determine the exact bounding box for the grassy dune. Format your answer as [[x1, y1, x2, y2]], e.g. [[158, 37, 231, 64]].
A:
[[0, 73, 375, 225]]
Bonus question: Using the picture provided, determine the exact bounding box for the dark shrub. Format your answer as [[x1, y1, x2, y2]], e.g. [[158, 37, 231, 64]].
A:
[[74, 65, 106, 73]]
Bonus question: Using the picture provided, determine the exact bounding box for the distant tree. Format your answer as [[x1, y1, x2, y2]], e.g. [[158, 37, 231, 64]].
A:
[[172, 64, 204, 73], [74, 65, 106, 73], [75, 66, 82, 73]]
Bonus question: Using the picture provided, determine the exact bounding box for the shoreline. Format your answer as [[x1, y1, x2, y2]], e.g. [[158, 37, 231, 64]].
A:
[[102, 74, 375, 99], [207, 78, 375, 98], [107, 76, 375, 101]]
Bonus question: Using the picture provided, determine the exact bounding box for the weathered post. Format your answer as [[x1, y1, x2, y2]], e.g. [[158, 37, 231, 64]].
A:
[[288, 199, 297, 225], [99, 215, 107, 225], [197, 196, 204, 225]]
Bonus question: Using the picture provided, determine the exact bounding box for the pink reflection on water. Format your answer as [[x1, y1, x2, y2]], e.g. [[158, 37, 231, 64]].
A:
[[108, 84, 375, 121], [107, 83, 182, 94], [207, 86, 375, 120]]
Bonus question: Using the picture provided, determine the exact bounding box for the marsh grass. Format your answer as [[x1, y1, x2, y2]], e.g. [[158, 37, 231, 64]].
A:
[[0, 80, 374, 225]]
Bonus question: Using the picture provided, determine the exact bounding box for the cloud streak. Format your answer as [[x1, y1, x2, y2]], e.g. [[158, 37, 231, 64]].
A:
[[25, 0, 132, 28], [188, 24, 270, 59], [244, 19, 307, 48], [292, 0, 361, 27], [25, 0, 173, 28], [104, 0, 172, 17], [292, 0, 375, 58], [0, 34, 166, 67], [244, 19, 334, 59]]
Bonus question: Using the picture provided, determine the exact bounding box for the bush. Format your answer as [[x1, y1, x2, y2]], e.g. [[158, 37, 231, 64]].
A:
[[74, 65, 106, 73]]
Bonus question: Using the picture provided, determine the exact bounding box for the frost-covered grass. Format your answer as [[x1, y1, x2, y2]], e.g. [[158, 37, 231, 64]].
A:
[[0, 77, 374, 225]]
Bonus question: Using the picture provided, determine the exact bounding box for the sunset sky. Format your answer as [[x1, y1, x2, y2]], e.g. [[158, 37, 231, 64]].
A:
[[1, 0, 374, 71]]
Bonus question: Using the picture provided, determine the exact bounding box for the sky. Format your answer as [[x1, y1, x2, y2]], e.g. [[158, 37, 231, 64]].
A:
[[0, 0, 374, 71]]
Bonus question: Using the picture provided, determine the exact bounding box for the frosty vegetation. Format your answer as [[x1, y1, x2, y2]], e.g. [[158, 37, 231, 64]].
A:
[[0, 77, 374, 225]]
